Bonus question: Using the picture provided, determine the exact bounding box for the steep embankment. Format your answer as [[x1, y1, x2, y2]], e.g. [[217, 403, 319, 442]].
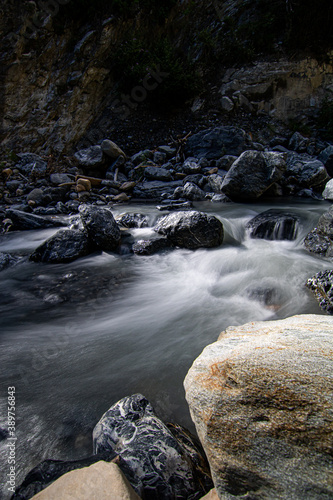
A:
[[0, 0, 333, 157]]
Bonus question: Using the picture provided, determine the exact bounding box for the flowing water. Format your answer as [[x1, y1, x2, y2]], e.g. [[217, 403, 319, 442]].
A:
[[0, 199, 331, 497]]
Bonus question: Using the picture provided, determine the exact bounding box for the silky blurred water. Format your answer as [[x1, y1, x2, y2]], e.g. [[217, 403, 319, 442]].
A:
[[0, 199, 331, 498]]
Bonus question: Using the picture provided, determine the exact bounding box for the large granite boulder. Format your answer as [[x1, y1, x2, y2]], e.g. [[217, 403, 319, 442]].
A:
[[304, 205, 333, 257], [306, 270, 333, 314], [184, 315, 333, 500], [185, 127, 251, 159], [93, 394, 212, 499], [246, 209, 300, 240], [4, 209, 65, 231], [29, 229, 91, 263], [154, 211, 223, 249], [79, 205, 121, 251], [221, 151, 286, 201], [30, 462, 141, 500]]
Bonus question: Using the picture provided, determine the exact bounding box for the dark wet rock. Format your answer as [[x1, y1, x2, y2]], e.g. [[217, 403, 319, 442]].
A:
[[157, 145, 177, 157], [246, 285, 285, 308], [154, 210, 223, 249], [222, 151, 286, 201], [29, 229, 91, 264], [79, 205, 121, 251], [210, 193, 231, 203], [206, 174, 224, 193], [15, 153, 48, 175], [216, 155, 238, 171], [306, 270, 333, 314], [318, 145, 333, 177], [156, 201, 193, 211], [183, 174, 207, 189], [153, 151, 167, 164], [6, 180, 21, 192], [50, 173, 73, 185], [133, 180, 182, 199], [131, 149, 153, 165], [283, 153, 330, 192], [33, 207, 61, 216], [304, 230, 333, 257], [288, 132, 309, 152], [144, 166, 173, 182], [74, 146, 103, 167], [65, 200, 80, 213], [183, 182, 206, 201], [133, 238, 173, 255], [246, 210, 300, 240], [304, 206, 333, 257], [100, 179, 121, 190], [185, 126, 250, 159], [296, 188, 323, 200], [116, 213, 149, 228], [93, 394, 212, 500], [4, 209, 65, 231], [0, 252, 20, 271], [26, 188, 45, 205], [11, 453, 116, 500], [181, 158, 202, 174]]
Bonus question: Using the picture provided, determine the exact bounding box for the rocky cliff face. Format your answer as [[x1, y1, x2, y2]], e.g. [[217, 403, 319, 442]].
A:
[[1, 0, 332, 156], [184, 314, 333, 499]]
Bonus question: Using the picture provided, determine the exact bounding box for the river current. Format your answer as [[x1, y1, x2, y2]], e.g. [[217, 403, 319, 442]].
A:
[[0, 199, 331, 497]]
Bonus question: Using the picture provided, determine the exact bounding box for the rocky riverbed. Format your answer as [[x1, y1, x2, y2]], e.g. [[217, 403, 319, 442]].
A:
[[1, 125, 333, 499]]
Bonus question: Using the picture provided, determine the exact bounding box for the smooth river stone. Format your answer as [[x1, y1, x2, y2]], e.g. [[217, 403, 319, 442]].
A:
[[93, 394, 212, 499]]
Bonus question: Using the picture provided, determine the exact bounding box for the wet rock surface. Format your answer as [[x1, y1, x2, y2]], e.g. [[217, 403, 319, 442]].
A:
[[79, 205, 121, 251], [132, 238, 173, 256], [154, 211, 224, 249], [304, 205, 333, 257], [246, 209, 300, 240], [221, 151, 286, 201], [4, 209, 65, 231], [93, 394, 212, 499], [306, 270, 333, 314], [29, 229, 91, 264], [0, 252, 20, 272]]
